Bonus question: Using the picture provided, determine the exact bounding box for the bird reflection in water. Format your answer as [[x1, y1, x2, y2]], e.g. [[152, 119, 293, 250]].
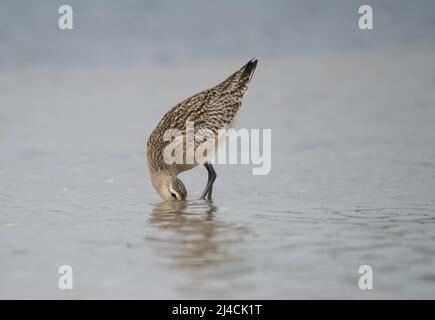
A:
[[147, 201, 249, 272]]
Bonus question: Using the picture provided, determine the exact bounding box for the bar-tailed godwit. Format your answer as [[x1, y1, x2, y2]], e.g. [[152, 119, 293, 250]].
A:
[[147, 58, 258, 201]]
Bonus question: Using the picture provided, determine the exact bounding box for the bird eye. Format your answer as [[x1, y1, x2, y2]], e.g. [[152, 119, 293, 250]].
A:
[[170, 192, 177, 199]]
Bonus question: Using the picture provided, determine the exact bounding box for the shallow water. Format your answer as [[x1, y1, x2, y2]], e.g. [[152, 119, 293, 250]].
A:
[[1, 54, 435, 298], [1, 1, 435, 299]]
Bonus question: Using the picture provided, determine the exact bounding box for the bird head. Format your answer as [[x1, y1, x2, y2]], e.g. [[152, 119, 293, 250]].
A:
[[151, 170, 187, 201]]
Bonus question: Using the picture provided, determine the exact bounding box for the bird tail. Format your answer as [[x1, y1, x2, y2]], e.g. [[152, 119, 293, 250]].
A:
[[233, 58, 258, 95], [214, 58, 258, 97], [240, 58, 258, 81]]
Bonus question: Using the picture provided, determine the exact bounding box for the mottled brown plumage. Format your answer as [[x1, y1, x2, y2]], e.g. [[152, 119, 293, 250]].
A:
[[147, 58, 258, 201]]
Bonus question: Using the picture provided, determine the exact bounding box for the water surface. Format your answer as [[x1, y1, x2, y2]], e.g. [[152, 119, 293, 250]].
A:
[[1, 0, 435, 299]]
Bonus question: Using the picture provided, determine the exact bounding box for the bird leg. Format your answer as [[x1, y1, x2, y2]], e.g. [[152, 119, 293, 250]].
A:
[[199, 163, 217, 200]]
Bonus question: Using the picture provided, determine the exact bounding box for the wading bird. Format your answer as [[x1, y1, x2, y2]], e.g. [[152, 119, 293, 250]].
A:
[[147, 58, 258, 201]]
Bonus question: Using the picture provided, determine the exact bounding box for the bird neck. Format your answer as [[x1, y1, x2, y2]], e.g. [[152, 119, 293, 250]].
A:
[[149, 167, 174, 194]]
